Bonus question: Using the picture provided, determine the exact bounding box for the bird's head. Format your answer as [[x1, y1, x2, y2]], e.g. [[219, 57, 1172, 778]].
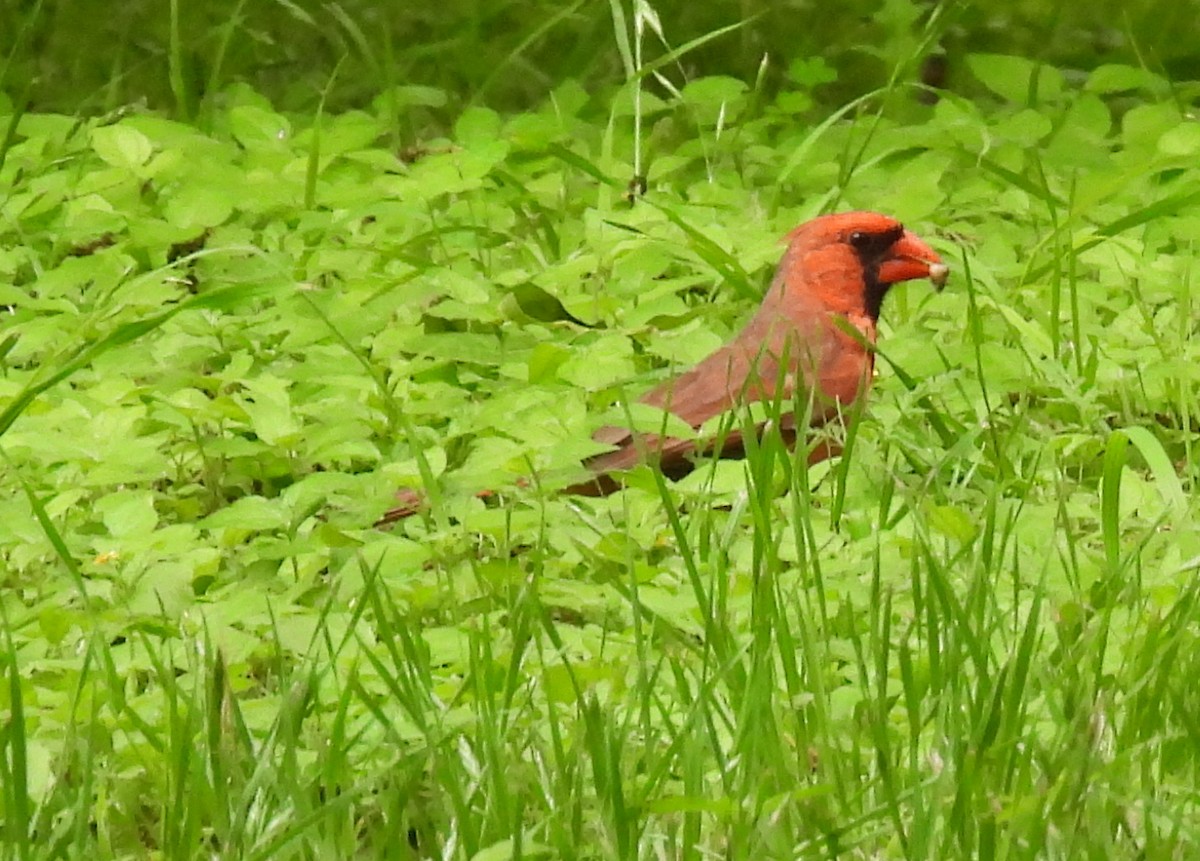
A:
[[782, 211, 948, 322]]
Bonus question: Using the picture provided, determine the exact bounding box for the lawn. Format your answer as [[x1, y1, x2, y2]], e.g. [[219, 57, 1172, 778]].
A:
[[2, 13, 1200, 860]]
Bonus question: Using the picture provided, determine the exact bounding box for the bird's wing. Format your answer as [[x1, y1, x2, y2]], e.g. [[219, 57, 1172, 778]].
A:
[[585, 294, 831, 475]]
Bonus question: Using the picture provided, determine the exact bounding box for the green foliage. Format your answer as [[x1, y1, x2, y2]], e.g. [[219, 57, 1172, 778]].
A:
[[2, 20, 1200, 861], [4, 0, 1200, 119]]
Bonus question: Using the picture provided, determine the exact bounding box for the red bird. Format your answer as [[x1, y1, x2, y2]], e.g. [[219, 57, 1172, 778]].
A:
[[380, 211, 947, 522]]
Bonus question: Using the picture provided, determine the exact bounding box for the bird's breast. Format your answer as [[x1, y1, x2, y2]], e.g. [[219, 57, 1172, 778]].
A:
[[813, 313, 876, 406]]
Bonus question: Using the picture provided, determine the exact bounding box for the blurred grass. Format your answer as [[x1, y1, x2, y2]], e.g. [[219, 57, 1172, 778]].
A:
[[3, 0, 1199, 120]]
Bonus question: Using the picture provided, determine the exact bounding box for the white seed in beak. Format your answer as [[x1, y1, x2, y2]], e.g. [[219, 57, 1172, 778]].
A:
[[928, 262, 949, 289]]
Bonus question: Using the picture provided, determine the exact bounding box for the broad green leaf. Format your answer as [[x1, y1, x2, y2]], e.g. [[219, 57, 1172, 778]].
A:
[[199, 495, 289, 531], [967, 53, 1063, 104], [228, 105, 292, 149], [91, 124, 154, 170], [162, 183, 234, 229], [1085, 64, 1166, 94], [1158, 122, 1200, 156], [95, 490, 159, 538]]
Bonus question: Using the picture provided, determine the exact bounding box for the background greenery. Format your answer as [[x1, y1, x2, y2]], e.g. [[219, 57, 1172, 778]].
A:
[[5, 0, 1200, 119], [2, 1, 1200, 859]]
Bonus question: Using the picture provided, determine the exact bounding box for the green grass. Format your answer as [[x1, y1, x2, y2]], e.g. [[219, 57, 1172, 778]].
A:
[[7, 0, 1200, 117], [3, 17, 1200, 861]]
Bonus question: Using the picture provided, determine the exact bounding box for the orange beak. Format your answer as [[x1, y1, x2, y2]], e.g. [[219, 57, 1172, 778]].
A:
[[878, 230, 949, 290]]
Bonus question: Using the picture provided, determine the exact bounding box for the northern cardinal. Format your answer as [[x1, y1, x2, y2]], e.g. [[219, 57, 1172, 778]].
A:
[[379, 211, 947, 523]]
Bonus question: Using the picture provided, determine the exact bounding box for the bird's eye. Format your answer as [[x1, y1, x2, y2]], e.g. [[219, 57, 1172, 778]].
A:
[[848, 231, 869, 248]]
